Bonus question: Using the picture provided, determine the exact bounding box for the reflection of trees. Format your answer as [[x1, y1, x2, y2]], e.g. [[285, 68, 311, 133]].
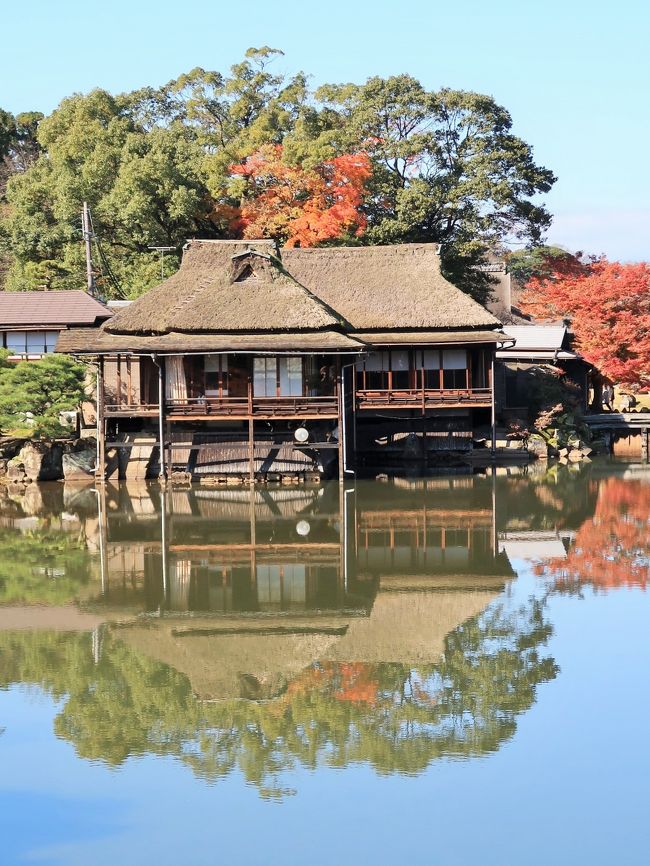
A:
[[0, 529, 92, 605], [498, 464, 599, 533], [0, 596, 557, 797], [537, 478, 650, 592]]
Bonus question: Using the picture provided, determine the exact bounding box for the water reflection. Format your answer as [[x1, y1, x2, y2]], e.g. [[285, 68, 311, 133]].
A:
[[533, 475, 650, 592], [1, 463, 645, 794]]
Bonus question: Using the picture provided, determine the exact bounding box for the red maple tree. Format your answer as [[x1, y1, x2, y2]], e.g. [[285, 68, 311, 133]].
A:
[[219, 144, 372, 247], [520, 258, 650, 386]]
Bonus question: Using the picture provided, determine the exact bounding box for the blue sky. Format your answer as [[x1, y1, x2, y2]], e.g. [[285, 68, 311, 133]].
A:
[[2, 0, 648, 260]]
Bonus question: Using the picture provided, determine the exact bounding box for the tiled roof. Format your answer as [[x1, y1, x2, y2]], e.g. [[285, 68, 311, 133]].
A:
[[0, 291, 112, 327]]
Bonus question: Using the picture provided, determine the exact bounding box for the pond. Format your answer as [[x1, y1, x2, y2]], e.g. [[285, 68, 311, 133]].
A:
[[0, 461, 648, 865]]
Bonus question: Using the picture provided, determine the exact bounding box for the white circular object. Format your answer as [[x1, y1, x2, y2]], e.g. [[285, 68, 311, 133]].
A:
[[296, 520, 311, 536], [294, 426, 309, 443]]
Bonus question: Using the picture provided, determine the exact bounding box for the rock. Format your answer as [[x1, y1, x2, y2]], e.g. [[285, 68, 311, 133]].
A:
[[62, 445, 96, 481], [581, 446, 593, 457], [18, 441, 64, 482], [0, 437, 27, 460], [527, 436, 548, 459], [568, 449, 583, 463], [6, 460, 27, 482], [558, 447, 569, 458]]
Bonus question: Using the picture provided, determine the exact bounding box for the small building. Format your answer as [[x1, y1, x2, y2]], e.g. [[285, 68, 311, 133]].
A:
[[0, 290, 111, 359], [495, 324, 591, 419], [56, 240, 504, 480]]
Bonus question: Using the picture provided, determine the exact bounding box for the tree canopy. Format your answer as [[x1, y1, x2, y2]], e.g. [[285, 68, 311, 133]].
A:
[[520, 258, 650, 386], [0, 352, 87, 436], [0, 48, 555, 300]]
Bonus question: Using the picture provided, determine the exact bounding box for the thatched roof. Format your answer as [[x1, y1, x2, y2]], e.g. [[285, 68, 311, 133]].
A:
[[55, 327, 364, 355], [56, 240, 502, 355], [282, 244, 499, 330], [105, 241, 342, 335]]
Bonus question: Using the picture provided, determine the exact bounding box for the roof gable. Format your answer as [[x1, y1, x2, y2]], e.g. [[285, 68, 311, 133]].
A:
[[106, 241, 342, 335]]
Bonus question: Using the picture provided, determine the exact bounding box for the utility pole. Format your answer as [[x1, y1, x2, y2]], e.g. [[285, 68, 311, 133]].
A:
[[82, 202, 97, 297]]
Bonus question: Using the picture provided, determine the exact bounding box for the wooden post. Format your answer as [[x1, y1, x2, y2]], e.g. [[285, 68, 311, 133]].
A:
[[248, 417, 255, 484], [642, 427, 649, 463], [490, 356, 497, 455], [247, 366, 255, 485], [96, 357, 106, 482], [337, 357, 344, 484], [157, 355, 166, 480]]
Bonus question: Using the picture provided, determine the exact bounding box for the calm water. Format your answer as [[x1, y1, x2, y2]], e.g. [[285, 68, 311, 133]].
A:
[[0, 463, 648, 865]]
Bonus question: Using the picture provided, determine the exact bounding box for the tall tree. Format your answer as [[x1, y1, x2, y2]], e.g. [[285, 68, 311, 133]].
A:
[[0, 52, 555, 301], [285, 76, 555, 298]]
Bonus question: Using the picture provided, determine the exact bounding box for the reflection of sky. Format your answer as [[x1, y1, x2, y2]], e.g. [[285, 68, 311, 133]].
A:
[[2, 567, 649, 865]]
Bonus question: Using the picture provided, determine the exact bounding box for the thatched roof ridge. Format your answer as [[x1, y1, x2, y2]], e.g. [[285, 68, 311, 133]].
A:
[[282, 244, 499, 330], [106, 240, 343, 335]]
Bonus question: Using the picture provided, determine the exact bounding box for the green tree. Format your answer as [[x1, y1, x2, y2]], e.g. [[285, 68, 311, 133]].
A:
[[506, 245, 581, 286], [285, 76, 555, 300], [0, 51, 555, 303], [0, 49, 307, 297], [0, 354, 87, 436]]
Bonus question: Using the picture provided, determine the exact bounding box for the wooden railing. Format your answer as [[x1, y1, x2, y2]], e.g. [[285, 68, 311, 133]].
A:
[[356, 387, 492, 410], [104, 395, 339, 418]]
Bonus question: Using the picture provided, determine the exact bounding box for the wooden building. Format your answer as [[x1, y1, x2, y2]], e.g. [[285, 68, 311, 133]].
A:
[[0, 290, 111, 359], [55, 240, 504, 480]]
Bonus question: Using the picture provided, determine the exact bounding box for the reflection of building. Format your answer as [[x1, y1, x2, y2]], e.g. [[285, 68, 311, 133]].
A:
[[499, 530, 573, 563], [89, 479, 513, 699], [99, 484, 367, 617]]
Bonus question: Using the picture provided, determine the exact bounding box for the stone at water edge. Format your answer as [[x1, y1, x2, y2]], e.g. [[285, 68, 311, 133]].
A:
[[62, 445, 97, 480], [568, 449, 583, 463], [527, 436, 548, 459], [18, 442, 64, 482], [6, 460, 27, 482]]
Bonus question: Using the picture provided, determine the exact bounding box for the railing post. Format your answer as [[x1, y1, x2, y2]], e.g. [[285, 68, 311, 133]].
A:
[[490, 356, 496, 455], [96, 357, 105, 482]]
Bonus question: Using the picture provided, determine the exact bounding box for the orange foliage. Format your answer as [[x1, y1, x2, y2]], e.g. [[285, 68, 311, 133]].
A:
[[540, 478, 650, 591], [283, 661, 380, 706], [333, 662, 380, 706], [221, 144, 372, 247], [520, 259, 650, 386]]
